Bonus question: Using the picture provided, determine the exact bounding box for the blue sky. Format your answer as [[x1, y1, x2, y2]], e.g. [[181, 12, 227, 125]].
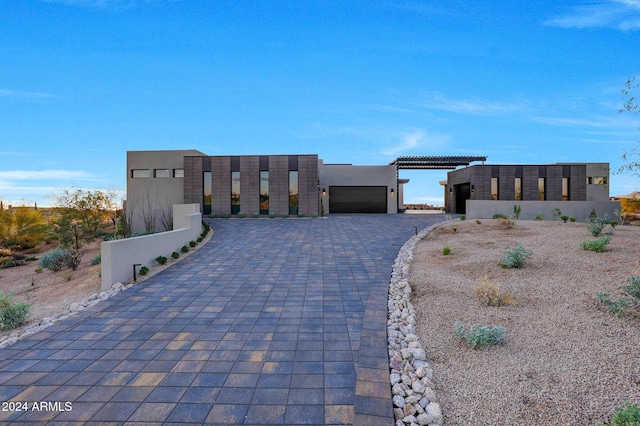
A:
[[2, 0, 640, 207]]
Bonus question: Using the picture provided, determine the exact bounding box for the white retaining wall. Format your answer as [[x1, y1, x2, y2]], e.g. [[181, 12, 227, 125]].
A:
[[101, 204, 202, 291], [466, 200, 621, 221]]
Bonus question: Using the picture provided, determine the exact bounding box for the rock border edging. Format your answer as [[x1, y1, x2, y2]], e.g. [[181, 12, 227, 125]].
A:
[[388, 220, 452, 426]]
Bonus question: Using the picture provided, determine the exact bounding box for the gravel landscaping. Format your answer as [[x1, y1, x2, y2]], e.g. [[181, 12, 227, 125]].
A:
[[408, 219, 640, 425]]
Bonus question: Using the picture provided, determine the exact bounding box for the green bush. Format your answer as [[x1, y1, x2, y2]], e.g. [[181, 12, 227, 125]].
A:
[[585, 213, 610, 237], [0, 291, 30, 330], [189, 240, 197, 248], [138, 266, 149, 275], [311, 212, 319, 218], [155, 255, 167, 265], [442, 246, 451, 255], [581, 236, 611, 252], [459, 215, 466, 221], [513, 205, 521, 219], [171, 251, 180, 259], [252, 213, 259, 218], [535, 212, 544, 220], [222, 213, 230, 219], [237, 212, 245, 218], [90, 254, 101, 266], [0, 256, 16, 269], [269, 213, 276, 219], [181, 245, 189, 253], [597, 276, 640, 319], [452, 321, 506, 349], [298, 212, 304, 218], [597, 402, 640, 426], [500, 243, 533, 268], [560, 215, 569, 223], [492, 213, 509, 219], [197, 237, 203, 243], [476, 219, 481, 224], [570, 217, 576, 222], [39, 248, 82, 272], [281, 213, 289, 218], [552, 207, 562, 221]]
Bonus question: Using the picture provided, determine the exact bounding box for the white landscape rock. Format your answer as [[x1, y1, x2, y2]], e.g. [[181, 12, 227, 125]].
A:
[[387, 221, 449, 426]]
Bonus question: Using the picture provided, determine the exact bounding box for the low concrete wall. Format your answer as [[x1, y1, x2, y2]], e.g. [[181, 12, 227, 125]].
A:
[[101, 204, 202, 291], [466, 200, 622, 221]]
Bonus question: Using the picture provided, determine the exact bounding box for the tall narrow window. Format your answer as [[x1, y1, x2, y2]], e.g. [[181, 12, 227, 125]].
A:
[[231, 171, 240, 214], [514, 178, 522, 201], [260, 171, 269, 215], [538, 177, 546, 201], [562, 178, 569, 201], [491, 178, 499, 200], [289, 171, 298, 215], [203, 172, 212, 215]]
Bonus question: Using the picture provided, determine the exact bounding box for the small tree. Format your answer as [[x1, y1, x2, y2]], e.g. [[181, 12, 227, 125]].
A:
[[0, 205, 47, 249], [619, 76, 640, 178]]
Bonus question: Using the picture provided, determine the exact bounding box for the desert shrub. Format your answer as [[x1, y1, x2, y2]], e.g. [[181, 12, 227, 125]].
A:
[[513, 205, 521, 219], [197, 237, 203, 243], [0, 256, 16, 269], [222, 213, 230, 219], [610, 221, 618, 229], [452, 321, 506, 349], [597, 402, 640, 426], [500, 243, 532, 268], [189, 240, 197, 247], [560, 215, 569, 223], [269, 213, 276, 219], [498, 216, 516, 229], [597, 276, 640, 318], [39, 248, 67, 272], [139, 266, 149, 275], [459, 215, 466, 221], [181, 245, 189, 253], [570, 217, 576, 222], [90, 254, 101, 266], [0, 291, 30, 330], [171, 251, 180, 259], [535, 212, 544, 220], [63, 249, 82, 270], [155, 255, 167, 265], [252, 212, 259, 218], [452, 226, 457, 233], [237, 212, 245, 218], [581, 236, 611, 252], [0, 248, 12, 257], [298, 212, 304, 218], [552, 207, 562, 221], [281, 213, 289, 218], [473, 277, 518, 307], [585, 213, 610, 237], [442, 246, 451, 256], [311, 212, 319, 218], [492, 213, 509, 219], [476, 219, 481, 224]]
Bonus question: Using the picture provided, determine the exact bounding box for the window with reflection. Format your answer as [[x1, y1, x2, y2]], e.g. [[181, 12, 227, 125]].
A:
[[289, 171, 298, 215], [562, 178, 569, 201], [231, 171, 240, 214], [538, 177, 546, 201], [203, 172, 212, 215], [491, 178, 499, 200], [260, 171, 269, 215], [514, 178, 522, 201]]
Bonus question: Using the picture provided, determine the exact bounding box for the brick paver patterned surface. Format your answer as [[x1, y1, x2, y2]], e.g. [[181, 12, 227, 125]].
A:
[[0, 214, 444, 425]]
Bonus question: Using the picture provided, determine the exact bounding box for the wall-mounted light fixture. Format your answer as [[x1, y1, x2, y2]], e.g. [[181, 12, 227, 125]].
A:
[[449, 188, 453, 196], [471, 185, 475, 194], [390, 188, 395, 196], [322, 188, 326, 196]]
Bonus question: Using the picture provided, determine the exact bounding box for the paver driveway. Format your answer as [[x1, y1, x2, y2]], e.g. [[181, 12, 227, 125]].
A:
[[0, 214, 445, 425]]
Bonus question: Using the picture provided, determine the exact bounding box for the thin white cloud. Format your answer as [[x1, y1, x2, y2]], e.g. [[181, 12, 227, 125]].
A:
[[0, 89, 57, 100], [414, 92, 522, 116], [544, 0, 640, 31], [381, 130, 451, 156]]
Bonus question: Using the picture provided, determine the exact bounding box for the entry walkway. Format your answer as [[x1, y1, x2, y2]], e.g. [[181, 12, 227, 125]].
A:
[[0, 214, 445, 425]]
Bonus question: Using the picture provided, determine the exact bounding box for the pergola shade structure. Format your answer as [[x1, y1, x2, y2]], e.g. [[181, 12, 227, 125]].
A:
[[390, 155, 487, 169]]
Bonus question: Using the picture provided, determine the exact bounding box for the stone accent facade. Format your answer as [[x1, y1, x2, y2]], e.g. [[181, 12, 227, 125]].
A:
[[184, 154, 320, 217]]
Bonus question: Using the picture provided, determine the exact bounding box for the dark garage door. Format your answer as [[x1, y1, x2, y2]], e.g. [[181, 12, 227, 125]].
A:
[[329, 186, 387, 213]]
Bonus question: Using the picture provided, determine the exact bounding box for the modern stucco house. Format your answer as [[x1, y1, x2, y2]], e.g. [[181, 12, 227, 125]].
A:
[[443, 162, 619, 220], [126, 150, 619, 231]]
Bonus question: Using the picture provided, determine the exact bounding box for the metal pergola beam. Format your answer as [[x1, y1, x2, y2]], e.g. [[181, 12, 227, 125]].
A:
[[390, 155, 487, 169]]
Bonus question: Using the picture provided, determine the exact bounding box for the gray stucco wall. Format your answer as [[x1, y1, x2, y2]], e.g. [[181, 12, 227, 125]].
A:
[[466, 200, 622, 221], [318, 160, 398, 214], [127, 150, 206, 233]]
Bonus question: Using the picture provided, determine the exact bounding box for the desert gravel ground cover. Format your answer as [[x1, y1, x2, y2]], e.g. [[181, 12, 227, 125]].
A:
[[410, 219, 640, 425]]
